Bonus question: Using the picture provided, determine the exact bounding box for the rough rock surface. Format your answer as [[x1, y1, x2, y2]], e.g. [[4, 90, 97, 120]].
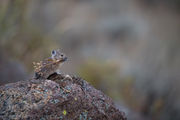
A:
[[0, 73, 127, 120]]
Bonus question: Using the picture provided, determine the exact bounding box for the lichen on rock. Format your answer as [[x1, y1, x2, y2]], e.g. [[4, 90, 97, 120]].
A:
[[0, 73, 127, 120]]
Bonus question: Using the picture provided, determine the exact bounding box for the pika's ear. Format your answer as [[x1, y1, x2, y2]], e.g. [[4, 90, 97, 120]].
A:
[[51, 50, 56, 55]]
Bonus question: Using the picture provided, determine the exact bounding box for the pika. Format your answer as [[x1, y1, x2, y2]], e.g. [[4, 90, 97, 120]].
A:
[[33, 49, 67, 79]]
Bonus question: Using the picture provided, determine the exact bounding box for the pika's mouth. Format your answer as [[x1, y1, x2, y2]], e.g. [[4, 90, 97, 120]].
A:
[[61, 57, 68, 62]]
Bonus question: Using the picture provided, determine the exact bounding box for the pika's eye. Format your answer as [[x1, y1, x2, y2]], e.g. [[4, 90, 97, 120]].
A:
[[61, 54, 64, 57], [52, 50, 56, 55]]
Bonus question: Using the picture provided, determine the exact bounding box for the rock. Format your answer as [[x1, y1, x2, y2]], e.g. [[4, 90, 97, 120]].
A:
[[0, 51, 27, 85], [0, 73, 127, 120]]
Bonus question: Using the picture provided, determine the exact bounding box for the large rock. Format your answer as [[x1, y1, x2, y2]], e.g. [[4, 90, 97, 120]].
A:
[[0, 73, 127, 120], [0, 51, 27, 85]]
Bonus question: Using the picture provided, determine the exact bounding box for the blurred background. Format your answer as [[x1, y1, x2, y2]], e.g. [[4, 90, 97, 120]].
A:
[[0, 0, 180, 119]]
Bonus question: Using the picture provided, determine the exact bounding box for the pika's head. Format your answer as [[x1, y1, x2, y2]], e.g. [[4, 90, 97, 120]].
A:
[[51, 49, 67, 62]]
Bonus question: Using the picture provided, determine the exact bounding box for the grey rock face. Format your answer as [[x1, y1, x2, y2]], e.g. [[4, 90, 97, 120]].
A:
[[0, 73, 126, 120]]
